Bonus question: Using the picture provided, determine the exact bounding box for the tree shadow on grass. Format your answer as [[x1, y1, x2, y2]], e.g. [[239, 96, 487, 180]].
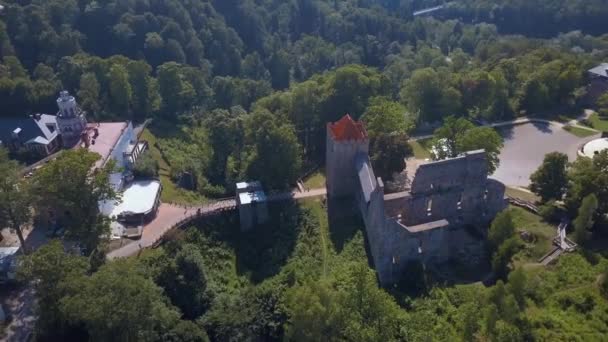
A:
[[192, 202, 301, 284], [327, 198, 365, 254], [148, 119, 186, 140]]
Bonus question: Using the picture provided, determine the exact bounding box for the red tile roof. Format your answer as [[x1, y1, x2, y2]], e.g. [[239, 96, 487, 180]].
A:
[[328, 114, 367, 141]]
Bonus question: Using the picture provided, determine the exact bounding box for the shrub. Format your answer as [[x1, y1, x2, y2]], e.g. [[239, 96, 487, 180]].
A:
[[133, 151, 159, 178], [538, 201, 559, 222]]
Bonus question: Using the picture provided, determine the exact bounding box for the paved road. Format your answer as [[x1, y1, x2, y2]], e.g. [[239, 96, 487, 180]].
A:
[[411, 117, 598, 141]]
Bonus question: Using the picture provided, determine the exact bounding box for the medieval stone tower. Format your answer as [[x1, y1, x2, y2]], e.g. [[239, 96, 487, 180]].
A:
[[326, 114, 369, 198], [56, 90, 87, 147]]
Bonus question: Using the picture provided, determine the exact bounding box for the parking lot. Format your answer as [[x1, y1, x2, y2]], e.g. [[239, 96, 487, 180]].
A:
[[492, 122, 598, 187]]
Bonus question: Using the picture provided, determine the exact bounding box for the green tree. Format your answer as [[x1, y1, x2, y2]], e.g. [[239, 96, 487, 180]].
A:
[[494, 320, 523, 342], [601, 268, 608, 299], [566, 151, 608, 218], [573, 194, 598, 245], [163, 320, 210, 342], [0, 149, 31, 252], [340, 264, 408, 341], [401, 68, 462, 123], [127, 60, 158, 119], [108, 63, 132, 113], [59, 260, 182, 341], [488, 211, 515, 252], [157, 244, 209, 319], [19, 240, 89, 338], [286, 280, 346, 341], [157, 62, 195, 118], [492, 237, 520, 279], [433, 116, 475, 159], [30, 149, 118, 252], [246, 110, 302, 190], [456, 126, 504, 174], [133, 150, 159, 178], [507, 267, 527, 309], [432, 116, 503, 172], [369, 134, 413, 180], [323, 65, 389, 121], [597, 93, 608, 117], [530, 152, 569, 202], [77, 72, 101, 115], [362, 96, 414, 137]]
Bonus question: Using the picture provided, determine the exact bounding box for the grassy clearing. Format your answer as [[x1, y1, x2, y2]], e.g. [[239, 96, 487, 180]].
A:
[[409, 138, 432, 159], [588, 113, 608, 132], [140, 128, 204, 205], [505, 186, 540, 203], [563, 125, 597, 138], [509, 206, 556, 264], [303, 170, 326, 189]]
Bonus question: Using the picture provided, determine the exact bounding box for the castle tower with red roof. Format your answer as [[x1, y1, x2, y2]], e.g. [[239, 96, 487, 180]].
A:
[[326, 114, 369, 198]]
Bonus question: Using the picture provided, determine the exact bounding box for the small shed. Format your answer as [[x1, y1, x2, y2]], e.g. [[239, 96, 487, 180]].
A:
[[236, 181, 269, 231]]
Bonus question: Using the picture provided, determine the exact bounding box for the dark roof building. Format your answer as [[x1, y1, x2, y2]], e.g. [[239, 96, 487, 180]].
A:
[[0, 114, 60, 156], [588, 63, 608, 79], [585, 63, 608, 106]]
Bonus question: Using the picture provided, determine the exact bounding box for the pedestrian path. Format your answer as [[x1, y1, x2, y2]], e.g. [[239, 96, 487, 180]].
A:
[[107, 188, 327, 259]]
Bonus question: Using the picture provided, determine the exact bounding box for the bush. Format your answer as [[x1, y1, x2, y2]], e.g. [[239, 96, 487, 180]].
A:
[[133, 151, 159, 178], [538, 201, 560, 222]]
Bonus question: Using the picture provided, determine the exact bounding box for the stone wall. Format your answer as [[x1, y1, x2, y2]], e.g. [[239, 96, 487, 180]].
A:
[[325, 118, 507, 286]]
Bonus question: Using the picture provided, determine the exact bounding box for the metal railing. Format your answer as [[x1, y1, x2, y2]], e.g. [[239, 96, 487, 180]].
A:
[[508, 196, 539, 214]]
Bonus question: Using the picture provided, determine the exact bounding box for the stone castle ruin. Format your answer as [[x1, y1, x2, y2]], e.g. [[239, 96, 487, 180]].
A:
[[326, 115, 508, 285]]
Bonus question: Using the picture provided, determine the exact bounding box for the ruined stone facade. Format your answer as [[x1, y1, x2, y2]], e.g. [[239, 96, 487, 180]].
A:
[[326, 115, 508, 285]]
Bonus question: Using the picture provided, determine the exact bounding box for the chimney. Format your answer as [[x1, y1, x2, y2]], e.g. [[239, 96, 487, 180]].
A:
[[12, 127, 21, 139]]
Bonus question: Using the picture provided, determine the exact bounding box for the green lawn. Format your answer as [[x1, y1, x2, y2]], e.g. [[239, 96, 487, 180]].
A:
[[303, 170, 326, 189], [588, 113, 608, 132], [505, 187, 540, 203], [563, 125, 598, 138], [409, 138, 432, 159], [140, 128, 205, 205], [509, 206, 556, 265]]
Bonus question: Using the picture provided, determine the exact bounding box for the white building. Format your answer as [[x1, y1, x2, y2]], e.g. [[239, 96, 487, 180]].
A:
[[236, 181, 269, 231]]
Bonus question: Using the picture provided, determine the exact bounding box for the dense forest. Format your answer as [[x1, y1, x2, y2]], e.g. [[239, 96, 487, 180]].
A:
[[2, 0, 608, 194], [2, 0, 608, 341]]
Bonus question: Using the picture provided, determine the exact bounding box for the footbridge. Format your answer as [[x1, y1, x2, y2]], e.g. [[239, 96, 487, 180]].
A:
[[107, 187, 327, 259]]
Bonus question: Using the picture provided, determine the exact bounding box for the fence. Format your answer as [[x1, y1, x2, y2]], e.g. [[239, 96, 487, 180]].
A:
[[508, 197, 539, 214]]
